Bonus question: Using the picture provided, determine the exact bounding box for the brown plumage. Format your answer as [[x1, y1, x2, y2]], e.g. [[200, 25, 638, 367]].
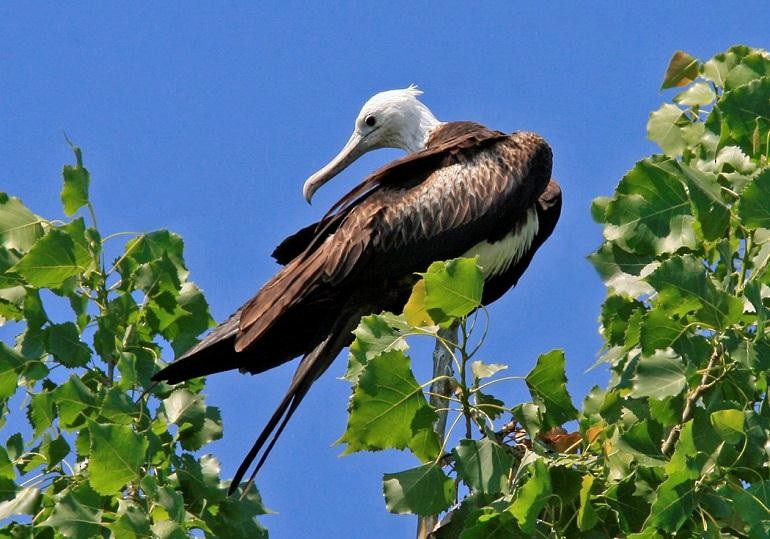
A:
[[153, 115, 561, 494]]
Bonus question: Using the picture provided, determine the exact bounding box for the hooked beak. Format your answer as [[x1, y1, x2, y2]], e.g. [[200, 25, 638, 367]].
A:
[[303, 130, 368, 203]]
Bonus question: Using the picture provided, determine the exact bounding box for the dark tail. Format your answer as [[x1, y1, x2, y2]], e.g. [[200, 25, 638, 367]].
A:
[[228, 308, 365, 496]]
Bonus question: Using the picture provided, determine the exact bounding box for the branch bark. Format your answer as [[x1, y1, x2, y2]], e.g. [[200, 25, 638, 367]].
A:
[[661, 348, 721, 456], [417, 323, 458, 539]]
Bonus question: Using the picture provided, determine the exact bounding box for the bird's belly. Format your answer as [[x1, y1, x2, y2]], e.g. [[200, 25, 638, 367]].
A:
[[461, 207, 540, 278]]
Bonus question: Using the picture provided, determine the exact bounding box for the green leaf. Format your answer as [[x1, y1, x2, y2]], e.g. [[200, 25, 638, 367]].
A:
[[0, 286, 25, 323], [601, 296, 645, 347], [508, 459, 552, 535], [114, 353, 139, 391], [661, 50, 699, 89], [382, 462, 454, 516], [453, 439, 515, 495], [11, 225, 91, 289], [605, 475, 652, 534], [604, 157, 695, 256], [645, 471, 696, 532], [717, 76, 770, 156], [107, 501, 152, 539], [649, 394, 683, 428], [525, 350, 577, 428], [141, 475, 185, 523], [460, 508, 525, 539], [511, 402, 541, 439], [591, 196, 611, 222], [631, 349, 687, 399], [39, 483, 102, 538], [588, 243, 657, 297], [28, 391, 55, 437], [431, 492, 498, 539], [46, 322, 92, 367], [617, 420, 666, 467], [577, 474, 598, 531], [204, 490, 269, 539], [172, 454, 224, 512], [160, 282, 215, 355], [739, 169, 770, 230], [117, 230, 188, 286], [475, 390, 506, 421], [60, 146, 90, 217], [422, 258, 483, 324], [133, 255, 181, 297], [646, 254, 743, 329], [674, 82, 717, 106], [344, 313, 409, 382], [0, 344, 23, 401], [647, 104, 688, 156], [151, 520, 188, 539], [0, 486, 39, 521], [53, 375, 96, 429], [100, 387, 140, 425], [338, 350, 440, 461], [702, 45, 770, 90], [43, 434, 70, 471], [727, 480, 770, 527], [710, 409, 745, 444], [179, 406, 223, 451], [88, 421, 148, 495], [0, 193, 44, 253], [639, 308, 684, 355], [679, 163, 730, 241], [627, 530, 664, 539], [162, 389, 204, 429]]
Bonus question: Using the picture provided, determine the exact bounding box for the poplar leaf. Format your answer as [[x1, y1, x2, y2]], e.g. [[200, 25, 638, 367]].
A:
[[0, 193, 44, 253], [338, 350, 439, 461], [383, 462, 455, 516], [453, 439, 514, 494], [60, 146, 90, 217], [88, 422, 148, 495], [525, 350, 577, 428], [422, 258, 483, 324]]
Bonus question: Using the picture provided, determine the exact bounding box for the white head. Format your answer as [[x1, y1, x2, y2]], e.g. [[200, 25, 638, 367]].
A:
[[303, 85, 442, 202]]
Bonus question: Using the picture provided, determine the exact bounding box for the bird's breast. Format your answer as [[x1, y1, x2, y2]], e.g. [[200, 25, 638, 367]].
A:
[[462, 207, 540, 278]]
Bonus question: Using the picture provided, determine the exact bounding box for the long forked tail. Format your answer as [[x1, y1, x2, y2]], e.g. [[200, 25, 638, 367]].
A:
[[228, 309, 365, 496]]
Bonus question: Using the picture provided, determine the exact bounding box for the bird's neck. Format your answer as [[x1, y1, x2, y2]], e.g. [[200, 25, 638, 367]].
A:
[[402, 104, 443, 153]]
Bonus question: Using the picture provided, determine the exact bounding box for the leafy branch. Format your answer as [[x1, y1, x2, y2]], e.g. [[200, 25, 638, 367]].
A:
[[0, 147, 268, 537], [338, 45, 770, 538]]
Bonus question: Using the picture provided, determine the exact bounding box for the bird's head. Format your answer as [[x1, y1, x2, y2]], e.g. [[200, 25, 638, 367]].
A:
[[303, 85, 441, 203]]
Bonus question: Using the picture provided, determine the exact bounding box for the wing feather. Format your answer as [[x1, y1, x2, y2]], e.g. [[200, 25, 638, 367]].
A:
[[235, 127, 551, 354]]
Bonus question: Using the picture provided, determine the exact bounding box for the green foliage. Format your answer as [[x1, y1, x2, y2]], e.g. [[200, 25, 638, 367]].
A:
[[338, 349, 440, 461], [0, 148, 267, 536], [341, 45, 770, 538]]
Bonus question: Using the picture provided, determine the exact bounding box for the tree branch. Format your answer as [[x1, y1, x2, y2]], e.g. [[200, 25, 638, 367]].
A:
[[417, 322, 459, 539], [661, 348, 721, 456]]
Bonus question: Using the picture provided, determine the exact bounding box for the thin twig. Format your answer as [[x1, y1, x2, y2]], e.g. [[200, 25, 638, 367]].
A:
[[661, 348, 721, 456]]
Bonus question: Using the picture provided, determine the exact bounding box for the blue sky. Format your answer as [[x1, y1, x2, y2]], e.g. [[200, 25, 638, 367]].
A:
[[2, 2, 769, 536]]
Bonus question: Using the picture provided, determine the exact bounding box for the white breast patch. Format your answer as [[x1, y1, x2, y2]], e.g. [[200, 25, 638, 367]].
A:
[[462, 207, 540, 278]]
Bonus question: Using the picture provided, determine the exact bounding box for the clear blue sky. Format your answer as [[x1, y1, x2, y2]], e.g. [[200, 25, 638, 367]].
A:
[[2, 2, 769, 537]]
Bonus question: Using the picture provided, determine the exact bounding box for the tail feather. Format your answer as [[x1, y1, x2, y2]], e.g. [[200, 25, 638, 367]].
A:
[[228, 306, 366, 496], [236, 251, 328, 352]]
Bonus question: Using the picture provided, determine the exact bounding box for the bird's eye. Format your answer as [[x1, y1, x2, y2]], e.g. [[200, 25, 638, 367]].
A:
[[365, 115, 376, 127]]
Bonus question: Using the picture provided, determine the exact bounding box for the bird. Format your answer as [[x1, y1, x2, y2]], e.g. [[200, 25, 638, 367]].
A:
[[152, 86, 562, 494]]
